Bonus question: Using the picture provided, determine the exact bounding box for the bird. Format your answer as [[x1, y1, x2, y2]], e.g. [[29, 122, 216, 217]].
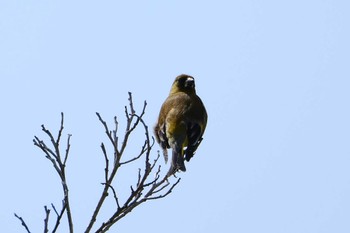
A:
[[154, 74, 207, 177]]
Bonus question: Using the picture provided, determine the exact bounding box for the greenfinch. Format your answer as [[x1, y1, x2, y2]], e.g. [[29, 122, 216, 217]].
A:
[[154, 74, 207, 176]]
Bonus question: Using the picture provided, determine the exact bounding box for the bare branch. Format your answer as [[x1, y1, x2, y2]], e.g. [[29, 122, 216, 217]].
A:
[[101, 183, 120, 209], [145, 177, 181, 201], [56, 112, 64, 151], [51, 202, 67, 233], [32, 113, 74, 233], [136, 168, 142, 187], [33, 137, 63, 179], [44, 206, 50, 233], [21, 93, 181, 233], [39, 125, 57, 154], [14, 213, 31, 233], [120, 140, 148, 165], [85, 113, 123, 233], [100, 143, 109, 183], [86, 95, 149, 232], [96, 112, 118, 153], [90, 94, 181, 233], [51, 203, 59, 217], [63, 134, 72, 166], [112, 116, 119, 155], [33, 137, 56, 158]]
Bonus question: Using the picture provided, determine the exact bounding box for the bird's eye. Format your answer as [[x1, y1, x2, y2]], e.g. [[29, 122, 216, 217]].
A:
[[178, 77, 186, 85]]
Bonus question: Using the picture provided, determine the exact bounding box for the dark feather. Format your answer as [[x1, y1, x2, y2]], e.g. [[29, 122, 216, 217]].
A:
[[184, 123, 203, 161], [154, 124, 170, 163]]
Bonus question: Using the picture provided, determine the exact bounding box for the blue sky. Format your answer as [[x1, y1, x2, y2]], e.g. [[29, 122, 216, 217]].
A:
[[1, 1, 350, 232]]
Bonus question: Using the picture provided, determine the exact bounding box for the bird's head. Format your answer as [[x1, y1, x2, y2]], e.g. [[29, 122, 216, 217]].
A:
[[170, 74, 196, 94]]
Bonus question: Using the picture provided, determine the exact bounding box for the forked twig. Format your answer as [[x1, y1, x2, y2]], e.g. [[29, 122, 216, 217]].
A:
[[32, 113, 74, 233]]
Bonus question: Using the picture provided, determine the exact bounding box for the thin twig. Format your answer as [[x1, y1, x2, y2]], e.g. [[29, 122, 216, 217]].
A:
[[119, 140, 148, 165], [14, 213, 31, 233], [56, 112, 64, 151], [51, 203, 59, 217], [44, 206, 50, 233], [63, 134, 72, 165], [101, 183, 121, 209], [52, 201, 67, 233], [96, 112, 117, 152], [101, 143, 109, 183]]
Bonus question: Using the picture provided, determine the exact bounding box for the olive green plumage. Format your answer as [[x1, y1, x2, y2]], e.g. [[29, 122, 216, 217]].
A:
[[154, 74, 207, 176]]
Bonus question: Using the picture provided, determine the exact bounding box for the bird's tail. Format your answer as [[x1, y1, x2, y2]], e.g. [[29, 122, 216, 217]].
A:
[[167, 149, 186, 177]]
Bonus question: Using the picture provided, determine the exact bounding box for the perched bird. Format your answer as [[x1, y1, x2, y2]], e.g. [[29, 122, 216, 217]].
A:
[[154, 74, 207, 176]]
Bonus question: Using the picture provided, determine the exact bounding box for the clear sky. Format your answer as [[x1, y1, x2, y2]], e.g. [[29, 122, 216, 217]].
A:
[[1, 1, 350, 232]]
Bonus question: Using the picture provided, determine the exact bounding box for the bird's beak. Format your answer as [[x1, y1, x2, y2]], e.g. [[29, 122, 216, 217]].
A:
[[185, 78, 195, 88]]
